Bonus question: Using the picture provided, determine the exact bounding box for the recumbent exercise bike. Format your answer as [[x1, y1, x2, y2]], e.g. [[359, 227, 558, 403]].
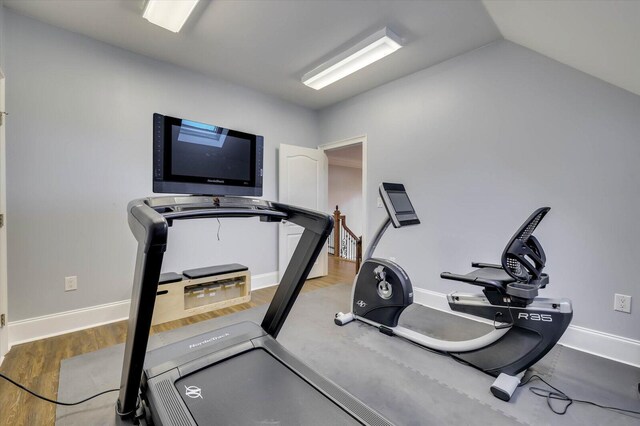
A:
[[335, 183, 573, 401]]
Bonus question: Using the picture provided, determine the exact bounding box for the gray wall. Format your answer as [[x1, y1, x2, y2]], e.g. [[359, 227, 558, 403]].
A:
[[329, 165, 363, 236], [0, 5, 5, 70], [5, 11, 319, 321], [319, 40, 640, 340]]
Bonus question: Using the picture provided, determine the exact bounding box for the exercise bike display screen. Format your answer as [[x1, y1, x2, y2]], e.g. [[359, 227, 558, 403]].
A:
[[388, 191, 415, 214], [380, 182, 420, 228]]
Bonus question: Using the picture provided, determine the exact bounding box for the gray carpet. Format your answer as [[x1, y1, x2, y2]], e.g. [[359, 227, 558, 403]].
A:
[[56, 283, 640, 425]]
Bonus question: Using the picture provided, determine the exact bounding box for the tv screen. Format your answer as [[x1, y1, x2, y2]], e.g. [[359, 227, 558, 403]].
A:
[[153, 113, 263, 196]]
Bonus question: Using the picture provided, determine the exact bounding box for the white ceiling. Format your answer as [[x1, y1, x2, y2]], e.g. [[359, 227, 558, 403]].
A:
[[483, 0, 640, 97], [4, 1, 638, 109], [3, 0, 501, 110]]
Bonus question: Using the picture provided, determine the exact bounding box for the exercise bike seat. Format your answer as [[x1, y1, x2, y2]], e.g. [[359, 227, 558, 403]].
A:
[[441, 265, 515, 292]]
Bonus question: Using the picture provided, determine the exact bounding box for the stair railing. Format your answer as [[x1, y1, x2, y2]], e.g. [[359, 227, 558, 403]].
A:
[[328, 206, 362, 272]]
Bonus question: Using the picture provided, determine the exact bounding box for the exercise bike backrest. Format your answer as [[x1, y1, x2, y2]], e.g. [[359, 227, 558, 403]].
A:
[[501, 207, 550, 285]]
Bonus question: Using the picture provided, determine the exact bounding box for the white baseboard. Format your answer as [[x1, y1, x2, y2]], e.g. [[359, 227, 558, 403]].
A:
[[413, 287, 640, 368], [7, 271, 280, 348], [559, 325, 640, 368], [251, 271, 279, 290], [8, 278, 638, 368], [8, 299, 131, 348]]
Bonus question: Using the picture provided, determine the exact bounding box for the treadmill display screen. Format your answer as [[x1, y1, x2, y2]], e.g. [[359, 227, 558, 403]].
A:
[[388, 191, 415, 214], [171, 121, 252, 181], [153, 113, 264, 196]]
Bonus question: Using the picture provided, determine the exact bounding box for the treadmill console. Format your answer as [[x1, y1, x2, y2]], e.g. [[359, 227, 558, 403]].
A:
[[379, 182, 420, 228]]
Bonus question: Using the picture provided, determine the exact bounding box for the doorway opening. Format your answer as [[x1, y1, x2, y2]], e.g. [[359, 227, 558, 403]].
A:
[[321, 136, 366, 279]]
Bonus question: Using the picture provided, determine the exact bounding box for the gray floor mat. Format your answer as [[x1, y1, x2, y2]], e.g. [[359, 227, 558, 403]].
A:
[[56, 283, 640, 425]]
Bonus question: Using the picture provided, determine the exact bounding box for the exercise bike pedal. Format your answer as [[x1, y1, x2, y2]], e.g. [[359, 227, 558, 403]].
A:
[[490, 373, 522, 402]]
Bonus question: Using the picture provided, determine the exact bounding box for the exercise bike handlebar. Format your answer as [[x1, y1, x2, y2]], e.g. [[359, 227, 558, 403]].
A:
[[440, 272, 503, 290], [470, 262, 503, 270]]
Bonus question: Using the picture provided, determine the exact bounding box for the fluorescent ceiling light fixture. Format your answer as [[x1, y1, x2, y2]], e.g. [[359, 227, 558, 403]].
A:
[[302, 27, 403, 90], [143, 0, 200, 33]]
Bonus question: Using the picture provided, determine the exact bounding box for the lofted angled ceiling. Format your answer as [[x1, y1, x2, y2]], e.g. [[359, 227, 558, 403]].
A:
[[3, 1, 638, 110], [483, 0, 640, 97], [2, 0, 501, 110]]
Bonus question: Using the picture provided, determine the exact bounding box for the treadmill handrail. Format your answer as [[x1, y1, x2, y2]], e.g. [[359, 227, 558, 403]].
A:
[[128, 196, 330, 234], [117, 195, 333, 420], [162, 208, 288, 221]]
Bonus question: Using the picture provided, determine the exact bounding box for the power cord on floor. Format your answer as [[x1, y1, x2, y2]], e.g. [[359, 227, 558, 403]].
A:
[[383, 330, 640, 418], [0, 372, 119, 406], [519, 374, 640, 417]]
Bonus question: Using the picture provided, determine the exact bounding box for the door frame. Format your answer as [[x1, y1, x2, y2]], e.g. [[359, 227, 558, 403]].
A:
[[319, 135, 368, 249], [0, 67, 8, 363]]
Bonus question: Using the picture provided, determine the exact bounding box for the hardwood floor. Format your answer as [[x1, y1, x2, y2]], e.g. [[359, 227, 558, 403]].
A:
[[0, 255, 355, 426]]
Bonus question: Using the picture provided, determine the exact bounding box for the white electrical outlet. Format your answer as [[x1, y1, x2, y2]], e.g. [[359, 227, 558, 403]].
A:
[[614, 294, 631, 313], [377, 197, 383, 208], [65, 276, 78, 292]]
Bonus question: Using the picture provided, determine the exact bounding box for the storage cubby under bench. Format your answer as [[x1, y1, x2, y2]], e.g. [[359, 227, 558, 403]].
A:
[[151, 263, 251, 325]]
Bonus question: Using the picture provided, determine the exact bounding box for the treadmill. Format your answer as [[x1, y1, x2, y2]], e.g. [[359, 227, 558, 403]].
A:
[[116, 195, 393, 425]]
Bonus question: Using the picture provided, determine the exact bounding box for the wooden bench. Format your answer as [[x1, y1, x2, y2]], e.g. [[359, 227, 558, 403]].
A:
[[151, 264, 251, 325]]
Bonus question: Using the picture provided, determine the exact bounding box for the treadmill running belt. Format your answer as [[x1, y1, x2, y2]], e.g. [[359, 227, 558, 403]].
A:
[[175, 348, 362, 425]]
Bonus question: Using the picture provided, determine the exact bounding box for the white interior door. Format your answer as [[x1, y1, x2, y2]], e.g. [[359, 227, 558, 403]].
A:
[[0, 69, 8, 362], [278, 144, 328, 281]]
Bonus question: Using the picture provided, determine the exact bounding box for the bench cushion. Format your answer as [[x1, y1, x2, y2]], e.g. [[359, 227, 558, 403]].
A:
[[183, 263, 249, 279], [159, 272, 184, 285]]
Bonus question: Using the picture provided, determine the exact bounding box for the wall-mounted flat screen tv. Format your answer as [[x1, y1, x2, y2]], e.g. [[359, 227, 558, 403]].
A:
[[153, 113, 263, 196]]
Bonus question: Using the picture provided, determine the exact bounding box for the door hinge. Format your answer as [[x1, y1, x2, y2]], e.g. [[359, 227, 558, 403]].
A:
[[0, 111, 7, 126], [0, 214, 3, 228], [1, 314, 5, 328]]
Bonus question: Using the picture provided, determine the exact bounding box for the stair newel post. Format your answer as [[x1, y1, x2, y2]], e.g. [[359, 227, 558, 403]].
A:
[[333, 206, 341, 257], [356, 236, 362, 272]]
